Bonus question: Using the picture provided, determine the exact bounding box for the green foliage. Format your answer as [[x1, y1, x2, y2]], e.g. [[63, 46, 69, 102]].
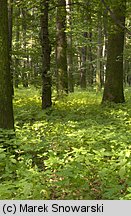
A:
[[0, 87, 131, 199]]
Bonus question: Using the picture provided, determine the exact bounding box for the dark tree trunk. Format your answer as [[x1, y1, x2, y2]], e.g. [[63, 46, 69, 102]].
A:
[[102, 0, 126, 103], [8, 0, 14, 95], [0, 0, 14, 129], [56, 0, 68, 96], [40, 0, 52, 109]]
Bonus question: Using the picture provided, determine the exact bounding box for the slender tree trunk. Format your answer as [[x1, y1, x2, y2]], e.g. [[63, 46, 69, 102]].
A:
[[87, 17, 94, 86], [0, 0, 14, 129], [56, 0, 68, 96], [80, 33, 87, 89], [14, 7, 20, 88], [21, 8, 28, 88], [102, 0, 126, 103], [77, 51, 81, 86], [124, 60, 130, 86], [102, 9, 108, 86], [40, 0, 52, 109], [66, 0, 74, 92], [96, 17, 102, 92]]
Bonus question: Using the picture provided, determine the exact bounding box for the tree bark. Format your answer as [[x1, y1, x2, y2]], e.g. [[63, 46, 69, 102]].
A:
[[21, 7, 28, 88], [56, 0, 68, 96], [80, 33, 87, 89], [66, 0, 74, 92], [96, 16, 103, 92], [102, 0, 126, 103], [40, 0, 52, 109], [0, 0, 14, 129], [8, 0, 14, 95], [87, 14, 94, 86], [14, 6, 20, 88]]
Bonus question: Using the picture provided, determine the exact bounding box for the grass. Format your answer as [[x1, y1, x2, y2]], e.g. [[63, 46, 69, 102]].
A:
[[0, 87, 131, 199]]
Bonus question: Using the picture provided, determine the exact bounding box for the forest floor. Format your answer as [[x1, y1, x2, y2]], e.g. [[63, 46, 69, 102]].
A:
[[0, 87, 131, 199]]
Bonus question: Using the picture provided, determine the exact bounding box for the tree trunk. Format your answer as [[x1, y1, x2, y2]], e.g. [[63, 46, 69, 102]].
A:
[[66, 0, 74, 92], [40, 0, 52, 109], [56, 0, 68, 96], [96, 17, 102, 92], [21, 8, 28, 88], [102, 0, 126, 103], [14, 7, 20, 88], [80, 33, 87, 89], [102, 9, 108, 86], [0, 0, 14, 129], [8, 0, 14, 95], [87, 16, 94, 86]]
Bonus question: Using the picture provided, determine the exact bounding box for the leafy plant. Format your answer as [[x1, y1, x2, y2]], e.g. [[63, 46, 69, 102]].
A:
[[0, 87, 131, 199]]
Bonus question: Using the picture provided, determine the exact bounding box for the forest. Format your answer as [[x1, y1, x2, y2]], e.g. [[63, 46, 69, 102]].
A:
[[0, 0, 131, 199]]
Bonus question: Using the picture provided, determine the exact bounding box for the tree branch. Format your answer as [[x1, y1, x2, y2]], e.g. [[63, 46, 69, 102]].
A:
[[101, 0, 131, 36]]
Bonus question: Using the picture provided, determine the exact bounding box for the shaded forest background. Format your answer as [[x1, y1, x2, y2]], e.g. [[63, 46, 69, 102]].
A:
[[10, 0, 131, 105]]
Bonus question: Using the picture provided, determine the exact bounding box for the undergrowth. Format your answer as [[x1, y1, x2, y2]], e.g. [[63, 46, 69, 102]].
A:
[[0, 87, 131, 199]]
